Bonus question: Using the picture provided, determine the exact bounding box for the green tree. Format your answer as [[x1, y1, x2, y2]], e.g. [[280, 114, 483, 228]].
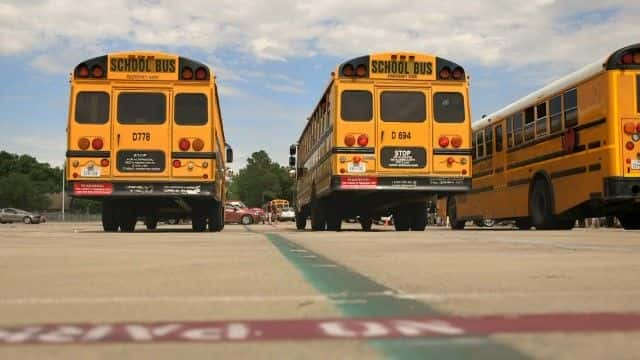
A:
[[0, 151, 62, 210], [228, 150, 294, 207], [0, 173, 51, 210]]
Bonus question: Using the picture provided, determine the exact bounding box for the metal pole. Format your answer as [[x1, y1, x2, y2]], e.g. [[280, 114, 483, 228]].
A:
[[61, 162, 65, 222]]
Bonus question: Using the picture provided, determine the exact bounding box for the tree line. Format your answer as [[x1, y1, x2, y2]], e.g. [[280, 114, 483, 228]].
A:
[[0, 151, 62, 210]]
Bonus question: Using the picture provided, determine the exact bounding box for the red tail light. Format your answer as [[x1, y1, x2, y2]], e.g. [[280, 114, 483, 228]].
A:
[[452, 67, 464, 80], [342, 64, 354, 77], [447, 157, 455, 165], [182, 67, 193, 80], [77, 64, 89, 78], [344, 135, 356, 147], [462, 169, 468, 175], [72, 172, 79, 178], [356, 65, 367, 77], [622, 53, 633, 65], [195, 67, 207, 80], [78, 137, 90, 150], [192, 138, 204, 151], [353, 156, 362, 163], [91, 138, 104, 150], [100, 159, 110, 167], [624, 122, 636, 134], [357, 134, 369, 147], [451, 136, 462, 148], [439, 67, 451, 80], [626, 141, 635, 151], [636, 122, 640, 133], [438, 136, 450, 148], [172, 160, 182, 168], [92, 65, 104, 78], [179, 138, 191, 151], [635, 52, 640, 65]]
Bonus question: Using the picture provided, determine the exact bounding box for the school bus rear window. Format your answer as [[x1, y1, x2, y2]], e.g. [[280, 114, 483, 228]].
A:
[[341, 90, 372, 121], [381, 91, 425, 122], [117, 93, 166, 124], [75, 92, 109, 124], [175, 94, 208, 125], [434, 92, 465, 123]]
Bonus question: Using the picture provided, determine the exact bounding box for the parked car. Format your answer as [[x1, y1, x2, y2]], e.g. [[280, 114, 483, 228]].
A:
[[224, 201, 263, 225], [278, 207, 296, 222], [0, 208, 44, 224]]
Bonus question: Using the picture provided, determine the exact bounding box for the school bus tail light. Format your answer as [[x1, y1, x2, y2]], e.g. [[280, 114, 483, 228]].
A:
[[195, 67, 207, 80], [636, 122, 640, 133], [356, 65, 367, 77], [452, 67, 465, 80], [172, 160, 182, 168], [192, 138, 204, 151], [91, 65, 104, 78], [182, 67, 193, 80], [438, 136, 450, 148], [91, 137, 104, 150], [352, 156, 362, 164], [626, 141, 635, 151], [76, 64, 89, 78], [342, 64, 354, 77], [78, 137, 90, 150], [446, 157, 455, 165], [624, 122, 636, 134], [100, 159, 109, 167], [439, 67, 451, 80], [179, 138, 191, 151], [357, 134, 369, 147], [344, 134, 356, 147], [451, 136, 462, 148]]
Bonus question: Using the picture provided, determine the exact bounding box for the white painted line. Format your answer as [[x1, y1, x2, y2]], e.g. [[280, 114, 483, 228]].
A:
[[299, 255, 317, 258], [289, 249, 308, 253], [312, 264, 338, 268]]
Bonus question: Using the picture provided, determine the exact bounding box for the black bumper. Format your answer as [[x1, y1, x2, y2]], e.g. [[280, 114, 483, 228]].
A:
[[603, 177, 640, 200], [68, 181, 217, 198], [331, 176, 471, 192]]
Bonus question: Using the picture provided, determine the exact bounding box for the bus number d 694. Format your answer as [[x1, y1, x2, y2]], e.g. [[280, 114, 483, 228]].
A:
[[133, 132, 151, 141], [391, 131, 411, 140]]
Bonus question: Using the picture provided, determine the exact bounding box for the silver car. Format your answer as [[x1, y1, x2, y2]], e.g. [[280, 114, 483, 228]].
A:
[[0, 208, 43, 224]]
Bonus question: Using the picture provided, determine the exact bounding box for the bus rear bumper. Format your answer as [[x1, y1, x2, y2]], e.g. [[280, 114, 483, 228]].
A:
[[602, 177, 640, 201], [331, 176, 471, 192], [68, 181, 217, 198]]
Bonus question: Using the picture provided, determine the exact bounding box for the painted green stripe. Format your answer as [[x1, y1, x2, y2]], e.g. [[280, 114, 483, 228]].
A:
[[265, 232, 528, 360]]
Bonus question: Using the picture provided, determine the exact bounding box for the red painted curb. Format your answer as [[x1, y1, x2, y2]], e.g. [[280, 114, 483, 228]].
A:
[[1, 313, 639, 345]]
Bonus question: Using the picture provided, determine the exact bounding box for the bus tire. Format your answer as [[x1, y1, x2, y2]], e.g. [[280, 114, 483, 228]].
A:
[[447, 197, 465, 230], [359, 216, 373, 231], [530, 178, 555, 230], [326, 210, 342, 231], [410, 202, 427, 231], [553, 218, 575, 230], [144, 217, 158, 230], [618, 214, 640, 230], [310, 193, 326, 231], [515, 218, 532, 230], [191, 204, 207, 232], [208, 201, 224, 232], [295, 210, 307, 230], [393, 206, 411, 231], [118, 205, 137, 232]]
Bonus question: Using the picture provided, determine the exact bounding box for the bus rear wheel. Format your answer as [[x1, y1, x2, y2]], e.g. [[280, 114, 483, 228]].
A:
[[447, 197, 465, 230], [191, 203, 207, 232], [618, 214, 640, 230], [359, 216, 373, 231], [102, 200, 119, 232], [310, 194, 326, 231], [326, 210, 342, 231], [144, 217, 158, 230], [208, 201, 224, 232], [530, 179, 556, 230], [393, 206, 411, 231], [410, 202, 427, 231], [118, 205, 137, 232], [515, 218, 532, 230]]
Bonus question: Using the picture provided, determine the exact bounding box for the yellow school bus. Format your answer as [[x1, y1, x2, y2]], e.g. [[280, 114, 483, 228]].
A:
[[289, 52, 472, 231], [449, 44, 640, 230], [65, 51, 233, 232]]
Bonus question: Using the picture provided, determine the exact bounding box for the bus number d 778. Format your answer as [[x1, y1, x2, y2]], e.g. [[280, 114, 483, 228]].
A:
[[132, 132, 151, 141]]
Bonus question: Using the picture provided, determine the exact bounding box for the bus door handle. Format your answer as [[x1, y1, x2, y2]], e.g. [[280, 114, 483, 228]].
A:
[[381, 131, 384, 142], [117, 134, 120, 145]]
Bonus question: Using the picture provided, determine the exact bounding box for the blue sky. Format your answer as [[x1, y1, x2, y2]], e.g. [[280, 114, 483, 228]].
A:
[[1, 1, 638, 169]]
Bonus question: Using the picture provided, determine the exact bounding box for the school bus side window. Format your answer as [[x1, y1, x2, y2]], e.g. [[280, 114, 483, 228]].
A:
[[472, 132, 477, 160], [476, 130, 485, 158], [76, 92, 109, 124], [495, 125, 503, 152], [513, 112, 524, 145], [485, 127, 493, 156], [549, 95, 562, 133], [175, 94, 208, 125], [341, 90, 372, 121], [524, 106, 535, 141], [381, 91, 426, 122], [535, 102, 547, 137], [506, 116, 514, 148], [118, 93, 166, 124], [563, 88, 578, 127], [434, 92, 465, 123]]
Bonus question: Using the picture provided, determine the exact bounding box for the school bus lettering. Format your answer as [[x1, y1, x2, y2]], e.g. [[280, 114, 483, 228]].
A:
[[371, 60, 432, 76], [132, 132, 151, 141], [109, 57, 176, 73]]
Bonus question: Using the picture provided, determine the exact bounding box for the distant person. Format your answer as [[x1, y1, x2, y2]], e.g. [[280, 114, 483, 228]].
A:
[[266, 204, 273, 225]]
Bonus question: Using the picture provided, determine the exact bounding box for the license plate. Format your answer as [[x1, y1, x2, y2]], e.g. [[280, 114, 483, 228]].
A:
[[347, 162, 366, 173], [632, 160, 640, 170], [81, 167, 101, 177]]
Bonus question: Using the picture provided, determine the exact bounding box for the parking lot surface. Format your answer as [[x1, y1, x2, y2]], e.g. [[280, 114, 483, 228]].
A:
[[1, 222, 639, 359]]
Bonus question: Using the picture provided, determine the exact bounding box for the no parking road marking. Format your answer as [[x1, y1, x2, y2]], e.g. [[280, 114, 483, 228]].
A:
[[1, 313, 639, 346]]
